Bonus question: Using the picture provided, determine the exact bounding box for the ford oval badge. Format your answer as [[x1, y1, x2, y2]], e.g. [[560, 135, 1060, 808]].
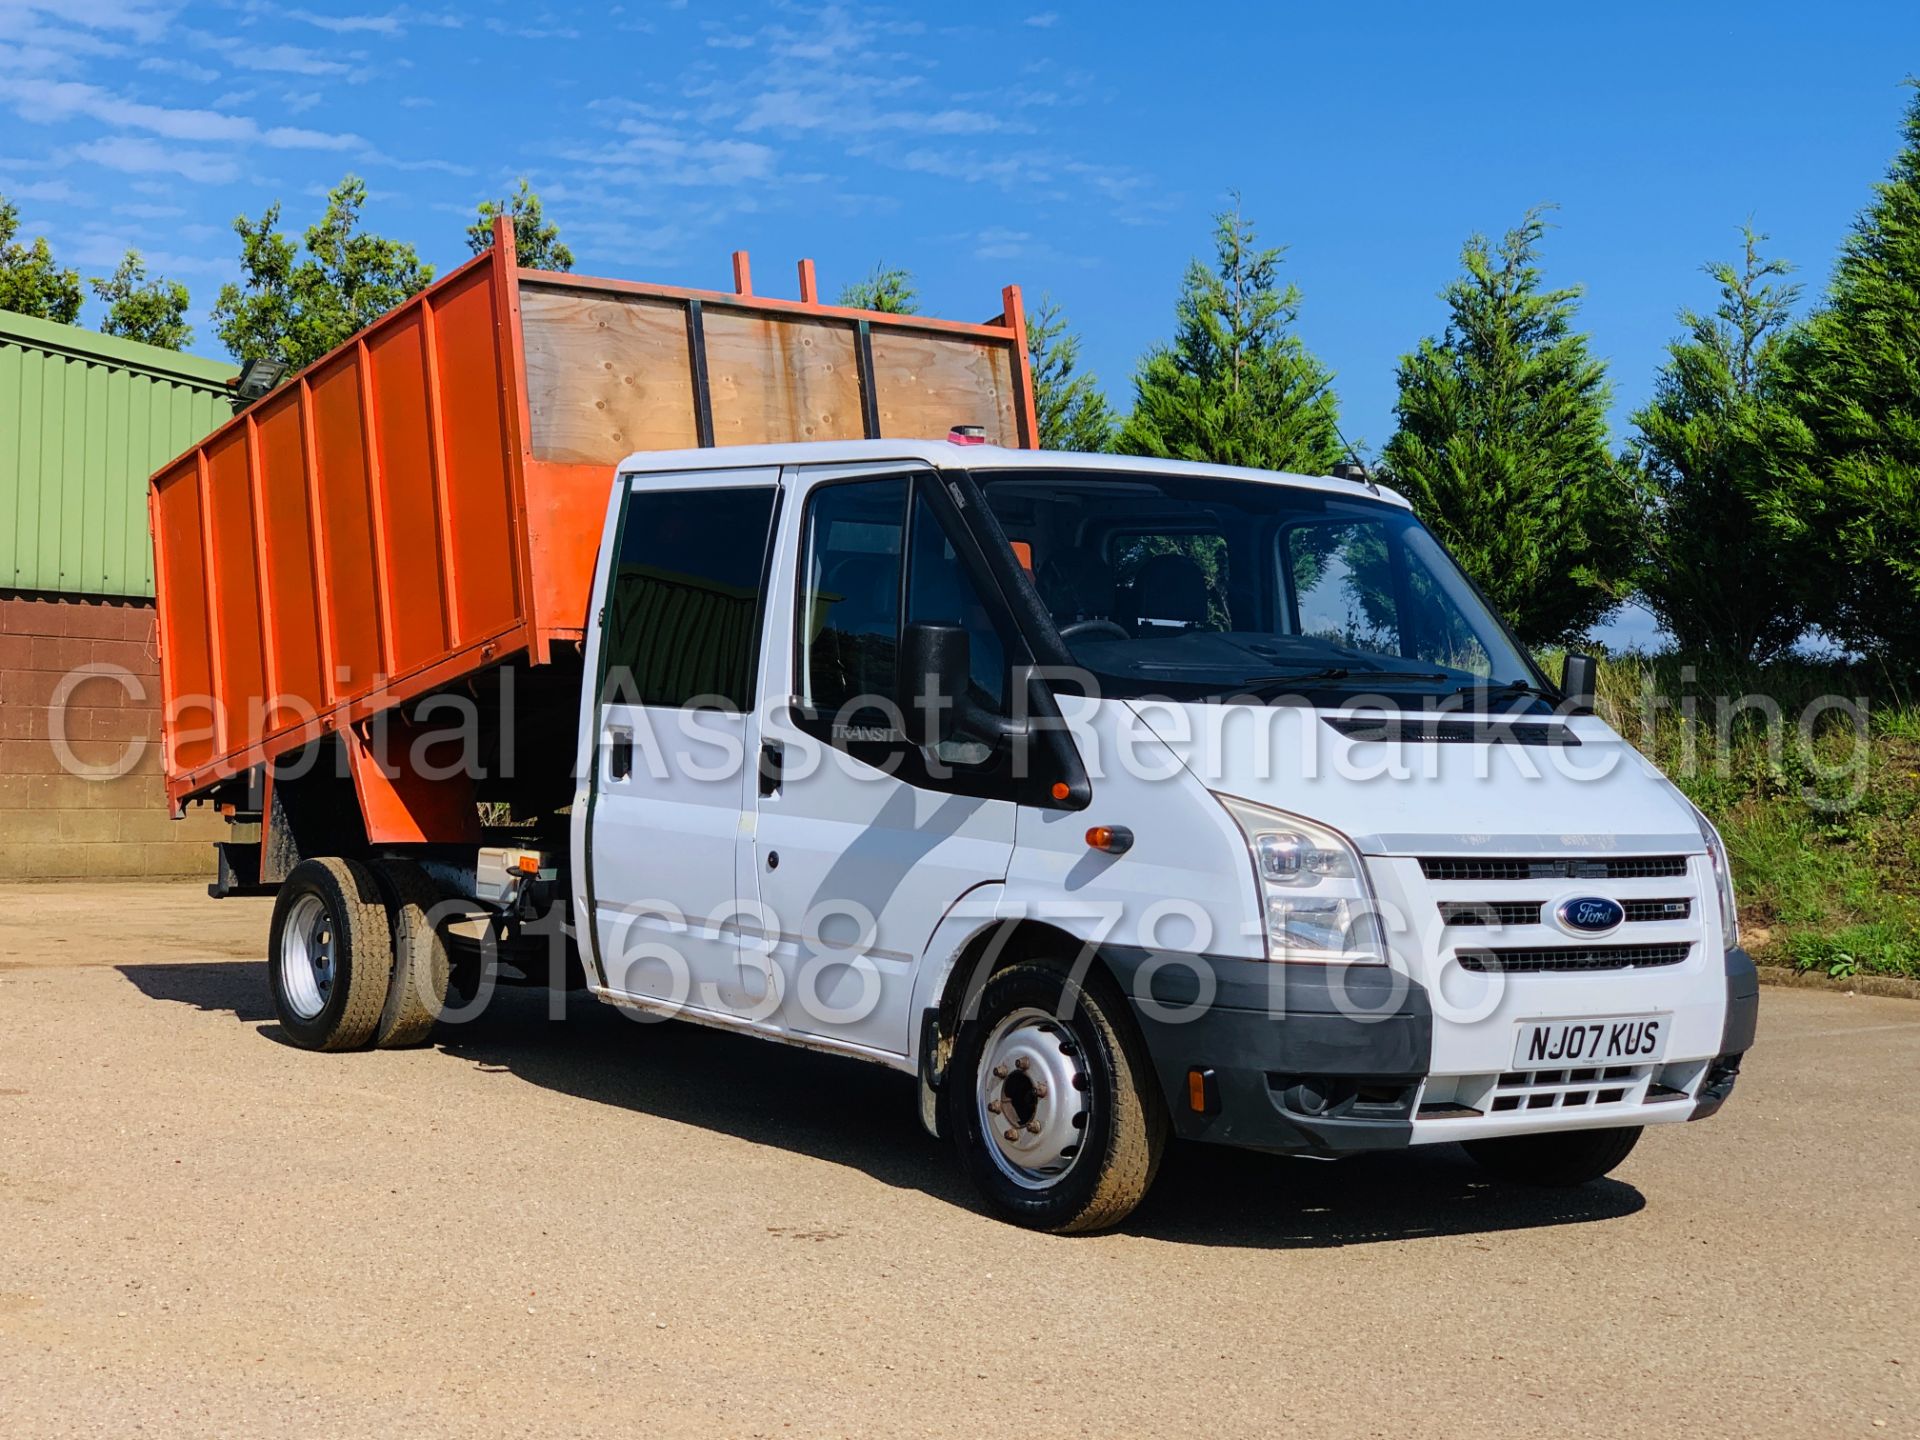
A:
[[1558, 896, 1625, 933]]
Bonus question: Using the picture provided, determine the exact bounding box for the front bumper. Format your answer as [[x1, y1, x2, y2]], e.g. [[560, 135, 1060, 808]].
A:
[[1104, 949, 1431, 1157], [1105, 946, 1758, 1157]]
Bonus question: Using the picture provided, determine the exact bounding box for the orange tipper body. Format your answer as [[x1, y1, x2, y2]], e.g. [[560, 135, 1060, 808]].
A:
[[148, 219, 1039, 812]]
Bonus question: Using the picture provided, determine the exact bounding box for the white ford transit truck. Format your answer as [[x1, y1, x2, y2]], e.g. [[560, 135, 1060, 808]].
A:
[[150, 240, 1756, 1232]]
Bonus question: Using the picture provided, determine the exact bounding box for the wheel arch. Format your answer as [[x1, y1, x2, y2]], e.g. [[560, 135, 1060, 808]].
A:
[[910, 901, 1133, 1094]]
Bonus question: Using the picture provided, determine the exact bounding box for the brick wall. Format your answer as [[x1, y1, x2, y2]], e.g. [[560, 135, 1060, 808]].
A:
[[0, 590, 224, 880]]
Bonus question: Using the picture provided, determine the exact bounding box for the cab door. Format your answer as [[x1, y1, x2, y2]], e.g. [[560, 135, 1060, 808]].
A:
[[744, 465, 1027, 1056], [584, 468, 782, 1018]]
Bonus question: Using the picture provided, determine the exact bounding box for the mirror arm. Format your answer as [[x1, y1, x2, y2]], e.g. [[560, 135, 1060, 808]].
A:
[[958, 696, 1029, 741]]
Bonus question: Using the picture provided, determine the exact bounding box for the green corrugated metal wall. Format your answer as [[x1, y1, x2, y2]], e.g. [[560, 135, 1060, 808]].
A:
[[0, 310, 234, 599]]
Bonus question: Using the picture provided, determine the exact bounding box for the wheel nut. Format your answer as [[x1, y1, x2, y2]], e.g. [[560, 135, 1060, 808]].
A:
[[1031, 1083, 1048, 1099], [1003, 1129, 1019, 1142], [992, 1064, 1010, 1079], [1025, 1120, 1041, 1134], [1015, 1057, 1030, 1071], [986, 1099, 1002, 1115]]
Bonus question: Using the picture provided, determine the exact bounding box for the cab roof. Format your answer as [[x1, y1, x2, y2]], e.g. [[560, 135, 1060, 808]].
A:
[[614, 439, 1414, 511]]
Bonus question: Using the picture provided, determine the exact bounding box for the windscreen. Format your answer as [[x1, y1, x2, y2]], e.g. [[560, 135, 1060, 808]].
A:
[[976, 470, 1544, 705]]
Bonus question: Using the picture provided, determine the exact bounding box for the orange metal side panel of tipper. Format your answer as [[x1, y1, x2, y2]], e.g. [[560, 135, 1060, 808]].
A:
[[149, 218, 1039, 815]]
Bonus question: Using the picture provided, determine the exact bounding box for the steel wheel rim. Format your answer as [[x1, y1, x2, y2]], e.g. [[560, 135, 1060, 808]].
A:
[[976, 1006, 1092, 1190], [280, 892, 335, 1021]]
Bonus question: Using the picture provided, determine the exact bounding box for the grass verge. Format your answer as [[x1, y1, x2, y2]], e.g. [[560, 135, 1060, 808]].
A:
[[1589, 654, 1919, 979]]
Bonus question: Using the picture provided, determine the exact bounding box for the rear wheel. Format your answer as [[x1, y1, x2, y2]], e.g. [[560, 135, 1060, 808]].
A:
[[369, 858, 451, 1049], [1462, 1125, 1643, 1187], [268, 857, 393, 1051], [945, 962, 1166, 1233]]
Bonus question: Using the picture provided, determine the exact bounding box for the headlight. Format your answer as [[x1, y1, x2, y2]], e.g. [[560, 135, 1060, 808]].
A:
[[1689, 804, 1740, 948], [1216, 795, 1386, 964]]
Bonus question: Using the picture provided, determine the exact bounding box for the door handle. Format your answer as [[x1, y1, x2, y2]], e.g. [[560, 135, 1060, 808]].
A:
[[607, 727, 633, 782], [758, 740, 784, 797]]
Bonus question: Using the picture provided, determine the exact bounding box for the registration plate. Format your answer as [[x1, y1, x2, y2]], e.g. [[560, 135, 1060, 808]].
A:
[[1513, 1015, 1669, 1068]]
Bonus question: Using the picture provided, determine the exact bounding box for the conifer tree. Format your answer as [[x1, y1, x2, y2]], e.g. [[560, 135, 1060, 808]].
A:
[[1118, 201, 1342, 475], [1755, 81, 1920, 665], [1628, 228, 1803, 660], [1382, 207, 1631, 645], [1027, 296, 1114, 452], [838, 264, 917, 314]]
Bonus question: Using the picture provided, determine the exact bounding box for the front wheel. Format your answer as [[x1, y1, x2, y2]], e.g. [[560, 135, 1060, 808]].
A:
[[945, 963, 1166, 1233], [1462, 1125, 1643, 1187], [267, 857, 394, 1051]]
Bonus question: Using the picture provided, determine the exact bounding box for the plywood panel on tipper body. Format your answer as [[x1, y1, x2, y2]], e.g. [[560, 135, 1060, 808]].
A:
[[520, 285, 699, 462]]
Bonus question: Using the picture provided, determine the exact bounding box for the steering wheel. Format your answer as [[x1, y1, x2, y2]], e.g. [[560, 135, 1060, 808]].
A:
[[1058, 618, 1130, 643]]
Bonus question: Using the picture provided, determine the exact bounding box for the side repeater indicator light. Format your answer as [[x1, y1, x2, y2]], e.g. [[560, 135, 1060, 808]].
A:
[[1085, 825, 1133, 855]]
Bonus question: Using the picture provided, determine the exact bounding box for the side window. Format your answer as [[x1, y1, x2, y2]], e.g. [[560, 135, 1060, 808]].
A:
[[605, 485, 777, 710], [795, 474, 1021, 770], [797, 478, 908, 723]]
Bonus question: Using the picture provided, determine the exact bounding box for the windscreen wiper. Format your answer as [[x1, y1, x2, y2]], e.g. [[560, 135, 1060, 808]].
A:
[[1236, 667, 1451, 688], [1451, 677, 1555, 700]]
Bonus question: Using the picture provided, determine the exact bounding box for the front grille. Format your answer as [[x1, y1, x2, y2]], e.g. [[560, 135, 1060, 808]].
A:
[[1488, 1065, 1648, 1112], [1622, 897, 1692, 922], [1438, 897, 1693, 927], [1456, 943, 1692, 973], [1439, 901, 1542, 927], [1419, 856, 1690, 882]]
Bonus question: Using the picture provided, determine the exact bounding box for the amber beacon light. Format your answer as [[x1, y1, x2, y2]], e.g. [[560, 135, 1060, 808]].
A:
[[1085, 825, 1134, 855]]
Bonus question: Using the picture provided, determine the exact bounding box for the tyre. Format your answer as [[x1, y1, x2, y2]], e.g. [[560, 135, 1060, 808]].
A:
[[267, 857, 394, 1051], [1462, 1125, 1643, 1187], [369, 858, 451, 1049], [944, 962, 1167, 1233]]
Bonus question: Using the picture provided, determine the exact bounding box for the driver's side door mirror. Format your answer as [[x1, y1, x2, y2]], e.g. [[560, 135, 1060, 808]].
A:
[[899, 622, 969, 747]]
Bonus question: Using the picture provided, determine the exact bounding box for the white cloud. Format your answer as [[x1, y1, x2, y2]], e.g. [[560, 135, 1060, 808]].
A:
[[566, 122, 778, 188], [139, 56, 220, 84], [366, 153, 477, 176], [1025, 12, 1060, 26], [284, 8, 403, 35], [60, 228, 231, 276], [282, 90, 322, 114], [483, 17, 581, 40], [738, 89, 1016, 137], [2, 78, 255, 141], [268, 3, 465, 34], [7, 1, 174, 43], [193, 33, 356, 77], [973, 227, 1033, 260], [0, 76, 363, 150], [897, 146, 1030, 186], [114, 201, 186, 219], [0, 176, 82, 204], [263, 125, 362, 151], [70, 137, 240, 184]]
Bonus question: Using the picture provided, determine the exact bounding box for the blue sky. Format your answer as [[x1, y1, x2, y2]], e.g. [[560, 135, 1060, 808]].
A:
[[2, 0, 1917, 462]]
